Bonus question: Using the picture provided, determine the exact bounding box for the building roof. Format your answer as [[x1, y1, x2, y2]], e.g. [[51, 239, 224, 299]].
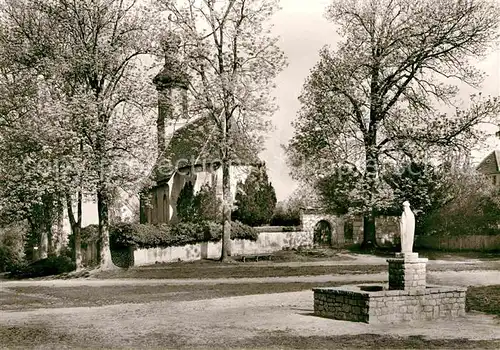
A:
[[476, 150, 500, 175], [153, 115, 261, 183]]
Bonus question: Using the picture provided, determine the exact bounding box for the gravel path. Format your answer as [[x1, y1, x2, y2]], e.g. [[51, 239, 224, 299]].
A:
[[1, 290, 499, 348], [1, 269, 500, 348]]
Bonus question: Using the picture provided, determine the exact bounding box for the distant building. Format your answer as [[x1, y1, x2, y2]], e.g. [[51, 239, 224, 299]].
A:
[[476, 150, 500, 186]]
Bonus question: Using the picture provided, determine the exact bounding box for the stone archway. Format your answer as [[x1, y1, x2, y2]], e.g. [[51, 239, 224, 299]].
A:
[[301, 208, 339, 247], [313, 220, 332, 247]]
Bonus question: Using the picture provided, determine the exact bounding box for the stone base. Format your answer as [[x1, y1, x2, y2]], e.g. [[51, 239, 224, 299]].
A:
[[313, 284, 467, 324], [387, 255, 428, 290], [395, 252, 420, 260]]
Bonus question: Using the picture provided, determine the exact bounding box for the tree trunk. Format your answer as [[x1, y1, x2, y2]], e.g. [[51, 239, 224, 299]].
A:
[[362, 144, 378, 249], [67, 193, 83, 271], [362, 213, 376, 249], [97, 187, 116, 270], [220, 158, 232, 261], [39, 228, 48, 259], [55, 197, 64, 254], [43, 194, 55, 257], [220, 106, 232, 262]]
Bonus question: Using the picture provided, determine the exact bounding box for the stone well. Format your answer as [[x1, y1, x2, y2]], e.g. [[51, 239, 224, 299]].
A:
[[313, 252, 467, 323]]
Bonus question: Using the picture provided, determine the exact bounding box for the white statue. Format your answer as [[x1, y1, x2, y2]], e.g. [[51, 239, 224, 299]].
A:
[[400, 201, 415, 253]]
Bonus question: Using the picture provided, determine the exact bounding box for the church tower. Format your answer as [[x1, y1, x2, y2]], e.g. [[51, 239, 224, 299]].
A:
[[153, 31, 189, 157]]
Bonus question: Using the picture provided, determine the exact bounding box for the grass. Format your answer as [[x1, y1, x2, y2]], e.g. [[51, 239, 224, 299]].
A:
[[348, 245, 500, 260], [93, 263, 387, 280], [466, 285, 500, 317], [418, 250, 500, 261], [93, 258, 500, 280], [209, 333, 500, 349], [268, 248, 355, 262], [1, 326, 498, 350]]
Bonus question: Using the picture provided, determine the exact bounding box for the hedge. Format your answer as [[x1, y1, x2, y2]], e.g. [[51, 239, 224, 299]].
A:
[[109, 220, 259, 249]]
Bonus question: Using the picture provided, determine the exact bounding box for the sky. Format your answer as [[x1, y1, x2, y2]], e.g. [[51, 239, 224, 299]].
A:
[[264, 0, 500, 201]]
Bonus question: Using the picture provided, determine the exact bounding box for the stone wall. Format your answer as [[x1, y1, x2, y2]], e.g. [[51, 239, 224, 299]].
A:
[[132, 230, 313, 266], [313, 285, 467, 324], [301, 208, 398, 248], [134, 244, 202, 266]]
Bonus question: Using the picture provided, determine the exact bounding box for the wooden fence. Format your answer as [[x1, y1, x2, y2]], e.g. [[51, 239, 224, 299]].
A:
[[416, 235, 500, 251]]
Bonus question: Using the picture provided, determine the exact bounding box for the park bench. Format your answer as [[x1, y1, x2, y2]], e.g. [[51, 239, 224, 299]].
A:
[[237, 254, 273, 262]]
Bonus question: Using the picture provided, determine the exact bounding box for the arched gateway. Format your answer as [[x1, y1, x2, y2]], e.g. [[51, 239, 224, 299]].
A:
[[300, 207, 364, 247]]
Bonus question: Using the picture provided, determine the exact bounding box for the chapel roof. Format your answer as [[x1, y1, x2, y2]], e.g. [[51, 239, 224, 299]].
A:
[[476, 150, 500, 175], [153, 115, 261, 183]]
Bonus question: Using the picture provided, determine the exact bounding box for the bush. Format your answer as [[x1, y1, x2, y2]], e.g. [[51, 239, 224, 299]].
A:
[[110, 220, 258, 249], [176, 181, 197, 222], [80, 224, 100, 244], [270, 204, 301, 227], [0, 222, 26, 272], [176, 182, 222, 223], [9, 255, 75, 279], [232, 166, 277, 226], [194, 183, 222, 222]]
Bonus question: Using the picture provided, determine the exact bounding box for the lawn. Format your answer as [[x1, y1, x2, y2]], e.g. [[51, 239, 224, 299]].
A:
[[92, 259, 500, 280], [93, 263, 387, 279], [348, 246, 500, 261], [467, 285, 500, 317]]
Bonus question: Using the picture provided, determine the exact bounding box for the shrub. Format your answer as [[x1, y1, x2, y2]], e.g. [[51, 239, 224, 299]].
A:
[[232, 166, 277, 226], [270, 203, 301, 227], [110, 220, 258, 249], [0, 222, 26, 272], [230, 220, 259, 241], [176, 182, 222, 223], [9, 255, 75, 279], [176, 181, 197, 222], [80, 224, 100, 245], [194, 183, 222, 222]]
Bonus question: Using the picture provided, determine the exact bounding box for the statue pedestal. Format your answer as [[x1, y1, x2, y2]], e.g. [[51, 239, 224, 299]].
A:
[[387, 253, 427, 291]]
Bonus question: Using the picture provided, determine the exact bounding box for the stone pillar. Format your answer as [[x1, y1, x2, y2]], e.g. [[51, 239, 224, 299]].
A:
[[387, 253, 427, 291]]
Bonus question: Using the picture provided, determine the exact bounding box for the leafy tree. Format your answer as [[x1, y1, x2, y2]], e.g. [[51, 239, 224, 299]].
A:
[[316, 165, 365, 215], [270, 202, 301, 227], [421, 169, 500, 236], [176, 182, 197, 222], [159, 0, 287, 260], [0, 222, 26, 272], [0, 0, 158, 269], [177, 182, 221, 223], [383, 161, 455, 233], [286, 0, 500, 247], [387, 162, 451, 209], [194, 183, 222, 222], [233, 166, 277, 226], [0, 25, 76, 260]]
